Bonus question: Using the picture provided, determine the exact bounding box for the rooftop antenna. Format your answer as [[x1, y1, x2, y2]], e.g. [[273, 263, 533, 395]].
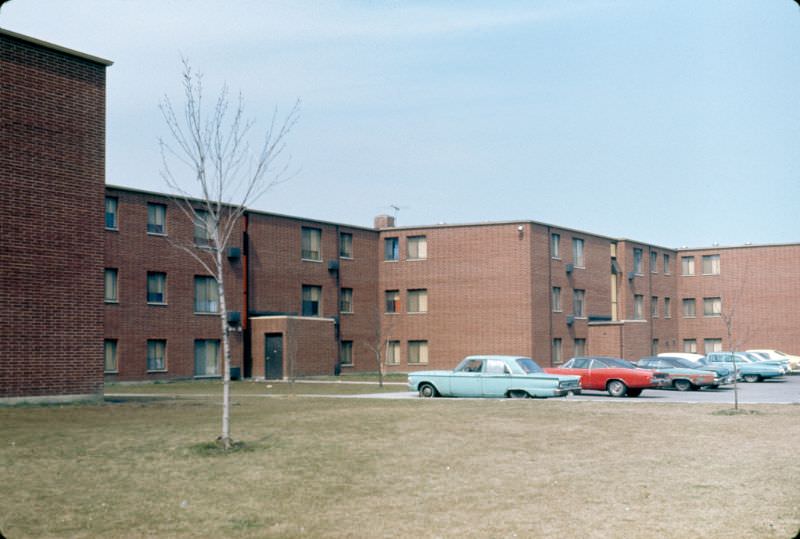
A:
[[387, 204, 409, 224]]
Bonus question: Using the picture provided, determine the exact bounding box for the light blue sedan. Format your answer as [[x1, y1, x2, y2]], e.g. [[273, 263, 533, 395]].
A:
[[408, 355, 581, 398]]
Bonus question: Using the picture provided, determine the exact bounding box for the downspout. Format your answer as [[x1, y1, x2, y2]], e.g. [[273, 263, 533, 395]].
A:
[[242, 213, 251, 378], [547, 226, 553, 365], [334, 225, 341, 371]]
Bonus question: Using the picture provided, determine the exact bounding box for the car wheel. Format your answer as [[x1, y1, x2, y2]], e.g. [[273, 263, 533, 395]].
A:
[[673, 379, 692, 392], [626, 388, 642, 397], [742, 374, 761, 383], [418, 383, 437, 398], [607, 380, 627, 397], [508, 390, 529, 399]]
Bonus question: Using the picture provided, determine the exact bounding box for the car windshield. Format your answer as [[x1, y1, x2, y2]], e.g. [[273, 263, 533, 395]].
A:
[[516, 358, 543, 374]]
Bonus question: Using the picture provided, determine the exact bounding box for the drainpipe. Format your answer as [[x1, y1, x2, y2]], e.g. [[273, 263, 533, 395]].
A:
[[334, 225, 341, 370], [547, 226, 553, 365], [242, 213, 251, 378]]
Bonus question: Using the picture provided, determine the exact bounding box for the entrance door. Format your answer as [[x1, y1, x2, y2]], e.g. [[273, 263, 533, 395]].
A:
[[265, 333, 283, 379]]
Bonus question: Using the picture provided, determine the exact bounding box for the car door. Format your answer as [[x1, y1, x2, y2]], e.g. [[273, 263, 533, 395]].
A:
[[482, 359, 512, 397], [585, 359, 610, 389], [565, 358, 594, 389], [450, 358, 484, 397]]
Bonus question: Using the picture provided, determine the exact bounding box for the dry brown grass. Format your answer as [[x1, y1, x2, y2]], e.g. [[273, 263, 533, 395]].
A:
[[1, 393, 798, 538]]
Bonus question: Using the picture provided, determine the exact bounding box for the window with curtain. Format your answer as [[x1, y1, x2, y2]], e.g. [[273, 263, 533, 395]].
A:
[[340, 341, 353, 366], [384, 237, 399, 261], [194, 339, 220, 376], [684, 339, 697, 353], [664, 297, 671, 318], [408, 340, 429, 364], [339, 232, 353, 258], [104, 339, 118, 373], [194, 210, 213, 246], [551, 233, 560, 258], [302, 227, 322, 260], [147, 203, 166, 234], [552, 287, 562, 312], [651, 296, 658, 318], [194, 276, 219, 313], [104, 268, 118, 302], [681, 256, 695, 276], [663, 253, 671, 274], [147, 340, 166, 371], [633, 248, 643, 274], [650, 251, 658, 273], [407, 236, 427, 260], [573, 238, 585, 267], [407, 289, 428, 313], [386, 341, 400, 365], [683, 298, 696, 318], [573, 289, 585, 317], [105, 197, 118, 229], [702, 255, 721, 275], [633, 295, 644, 320], [302, 285, 322, 316], [340, 288, 353, 313], [552, 338, 563, 364], [703, 297, 722, 317], [147, 272, 166, 304], [385, 290, 399, 313], [574, 338, 586, 357], [704, 338, 722, 354]]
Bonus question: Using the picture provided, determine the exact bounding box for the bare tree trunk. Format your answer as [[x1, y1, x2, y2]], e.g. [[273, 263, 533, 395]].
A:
[[216, 245, 232, 449]]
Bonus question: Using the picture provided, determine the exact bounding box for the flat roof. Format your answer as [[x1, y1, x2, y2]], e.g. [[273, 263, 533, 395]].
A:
[[0, 28, 112, 66]]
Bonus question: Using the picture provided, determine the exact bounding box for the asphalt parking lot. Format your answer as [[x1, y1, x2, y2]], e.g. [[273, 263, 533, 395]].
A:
[[370, 374, 800, 403]]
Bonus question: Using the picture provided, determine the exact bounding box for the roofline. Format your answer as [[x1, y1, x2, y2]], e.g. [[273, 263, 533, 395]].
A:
[[0, 28, 113, 66], [677, 242, 800, 252]]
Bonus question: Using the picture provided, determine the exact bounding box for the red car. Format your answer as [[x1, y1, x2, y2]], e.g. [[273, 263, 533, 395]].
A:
[[545, 356, 669, 397]]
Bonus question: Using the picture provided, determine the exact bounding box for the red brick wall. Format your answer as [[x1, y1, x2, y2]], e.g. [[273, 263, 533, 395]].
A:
[[677, 244, 800, 355], [104, 188, 244, 380], [249, 316, 336, 378], [1, 32, 108, 399]]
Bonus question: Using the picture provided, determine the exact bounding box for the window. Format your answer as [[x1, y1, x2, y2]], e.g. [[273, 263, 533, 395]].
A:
[[385, 290, 400, 313], [681, 256, 695, 276], [302, 285, 322, 317], [194, 276, 219, 313], [651, 339, 659, 355], [633, 295, 644, 320], [703, 297, 722, 317], [704, 338, 723, 354], [702, 255, 721, 275], [683, 339, 697, 353], [552, 287, 562, 312], [682, 298, 696, 318], [407, 289, 428, 313], [104, 268, 118, 302], [407, 236, 427, 260], [104, 339, 118, 373], [301, 227, 322, 261], [340, 341, 354, 366], [610, 242, 617, 258], [552, 338, 563, 364], [105, 197, 118, 229], [633, 248, 643, 274], [147, 203, 166, 235], [408, 340, 429, 364], [194, 210, 212, 247], [194, 339, 220, 377], [573, 238, 585, 267], [386, 341, 400, 365], [147, 272, 166, 304], [340, 288, 353, 313], [650, 251, 658, 273], [551, 233, 561, 258], [147, 340, 167, 372], [663, 254, 671, 274], [339, 232, 353, 258], [664, 297, 671, 318], [574, 338, 586, 357], [651, 296, 658, 318], [384, 237, 399, 261], [573, 289, 585, 318]]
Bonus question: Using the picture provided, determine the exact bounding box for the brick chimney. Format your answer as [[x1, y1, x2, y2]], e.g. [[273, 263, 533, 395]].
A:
[[374, 214, 396, 229]]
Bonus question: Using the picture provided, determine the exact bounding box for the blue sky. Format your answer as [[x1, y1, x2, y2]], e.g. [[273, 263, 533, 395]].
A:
[[3, 1, 799, 248]]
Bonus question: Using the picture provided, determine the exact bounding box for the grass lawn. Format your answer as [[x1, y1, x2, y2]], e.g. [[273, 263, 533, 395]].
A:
[[1, 388, 798, 538]]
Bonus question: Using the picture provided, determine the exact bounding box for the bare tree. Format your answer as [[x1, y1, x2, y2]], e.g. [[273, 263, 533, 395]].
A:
[[363, 304, 397, 387], [159, 59, 299, 449]]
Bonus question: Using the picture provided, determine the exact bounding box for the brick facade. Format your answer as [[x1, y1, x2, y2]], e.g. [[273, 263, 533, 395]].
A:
[[1, 30, 110, 400]]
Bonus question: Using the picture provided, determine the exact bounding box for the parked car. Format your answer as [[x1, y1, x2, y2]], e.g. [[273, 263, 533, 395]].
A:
[[636, 356, 721, 391], [545, 356, 669, 397], [746, 349, 800, 372], [657, 352, 706, 363], [700, 353, 784, 383], [741, 352, 790, 375], [408, 355, 582, 398], [652, 355, 735, 386]]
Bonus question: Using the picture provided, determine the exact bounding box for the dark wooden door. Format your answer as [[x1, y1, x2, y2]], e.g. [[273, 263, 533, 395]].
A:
[[265, 333, 283, 380]]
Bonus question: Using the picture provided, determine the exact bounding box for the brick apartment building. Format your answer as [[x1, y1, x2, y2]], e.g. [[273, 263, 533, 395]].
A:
[[3, 29, 800, 400], [1, 29, 111, 401]]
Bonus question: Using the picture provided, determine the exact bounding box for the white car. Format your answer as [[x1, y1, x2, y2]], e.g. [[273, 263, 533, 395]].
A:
[[747, 349, 800, 372], [658, 352, 705, 363]]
